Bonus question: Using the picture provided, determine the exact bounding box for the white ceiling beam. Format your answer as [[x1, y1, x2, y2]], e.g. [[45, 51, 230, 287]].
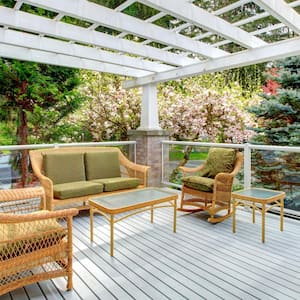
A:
[[253, 0, 300, 35], [212, 23, 287, 48], [194, 0, 300, 42], [115, 0, 136, 12], [23, 0, 228, 58], [145, 11, 166, 23], [0, 7, 196, 67], [0, 44, 150, 77], [124, 37, 300, 88], [14, 0, 24, 10], [0, 28, 174, 73], [213, 0, 250, 16], [139, 0, 266, 48]]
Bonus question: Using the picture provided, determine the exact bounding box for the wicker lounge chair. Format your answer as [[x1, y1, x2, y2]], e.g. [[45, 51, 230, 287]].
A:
[[0, 187, 78, 295], [179, 148, 243, 223]]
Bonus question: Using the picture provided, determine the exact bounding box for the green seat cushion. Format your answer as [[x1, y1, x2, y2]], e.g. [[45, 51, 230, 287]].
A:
[[0, 210, 65, 259], [85, 151, 121, 180], [182, 176, 215, 192], [200, 148, 236, 179], [91, 177, 140, 192], [53, 181, 103, 199], [43, 152, 86, 184]]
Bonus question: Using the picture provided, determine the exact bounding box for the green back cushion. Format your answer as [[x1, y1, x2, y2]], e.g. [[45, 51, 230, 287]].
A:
[[200, 148, 236, 178], [85, 152, 120, 180], [43, 152, 86, 184]]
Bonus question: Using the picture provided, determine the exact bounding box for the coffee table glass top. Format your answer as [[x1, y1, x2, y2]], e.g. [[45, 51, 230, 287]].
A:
[[232, 188, 284, 199], [90, 188, 177, 209]]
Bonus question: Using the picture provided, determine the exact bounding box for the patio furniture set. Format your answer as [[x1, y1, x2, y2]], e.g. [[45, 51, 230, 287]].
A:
[[0, 147, 285, 296]]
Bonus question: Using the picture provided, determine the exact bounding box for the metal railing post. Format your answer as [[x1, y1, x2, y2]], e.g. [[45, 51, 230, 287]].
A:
[[243, 143, 251, 189]]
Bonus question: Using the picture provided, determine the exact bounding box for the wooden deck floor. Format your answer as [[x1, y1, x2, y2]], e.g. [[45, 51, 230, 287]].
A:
[[2, 201, 300, 300]]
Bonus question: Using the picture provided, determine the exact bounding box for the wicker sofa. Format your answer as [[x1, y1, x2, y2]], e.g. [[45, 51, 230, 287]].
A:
[[29, 147, 150, 210], [0, 187, 78, 295]]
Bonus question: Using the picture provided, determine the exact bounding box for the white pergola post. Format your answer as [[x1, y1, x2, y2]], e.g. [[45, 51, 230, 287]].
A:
[[128, 83, 169, 187], [138, 83, 161, 130]]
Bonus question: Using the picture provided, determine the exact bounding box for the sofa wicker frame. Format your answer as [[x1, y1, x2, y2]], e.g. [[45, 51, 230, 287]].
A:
[[0, 187, 78, 295], [179, 151, 243, 223], [29, 147, 150, 211]]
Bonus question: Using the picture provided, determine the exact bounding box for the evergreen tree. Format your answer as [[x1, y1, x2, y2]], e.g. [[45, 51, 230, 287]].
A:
[[0, 58, 83, 186], [250, 56, 300, 146], [249, 56, 300, 211]]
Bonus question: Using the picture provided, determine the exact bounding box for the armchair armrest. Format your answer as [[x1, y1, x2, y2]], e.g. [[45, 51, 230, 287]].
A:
[[179, 163, 205, 176], [0, 208, 78, 223], [120, 157, 150, 187], [213, 173, 234, 204]]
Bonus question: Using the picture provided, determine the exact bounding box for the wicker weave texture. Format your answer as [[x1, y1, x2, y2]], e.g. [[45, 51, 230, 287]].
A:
[[0, 187, 78, 295]]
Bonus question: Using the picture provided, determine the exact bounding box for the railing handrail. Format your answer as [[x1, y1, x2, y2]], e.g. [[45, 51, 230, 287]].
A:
[[161, 140, 300, 153], [0, 141, 136, 151]]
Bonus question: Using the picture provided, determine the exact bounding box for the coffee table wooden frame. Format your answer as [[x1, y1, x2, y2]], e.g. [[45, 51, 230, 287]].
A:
[[232, 188, 285, 243], [89, 188, 178, 256]]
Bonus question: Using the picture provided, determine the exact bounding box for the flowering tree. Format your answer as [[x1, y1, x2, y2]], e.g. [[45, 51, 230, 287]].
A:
[[72, 72, 141, 141], [75, 72, 259, 143], [159, 79, 259, 143]]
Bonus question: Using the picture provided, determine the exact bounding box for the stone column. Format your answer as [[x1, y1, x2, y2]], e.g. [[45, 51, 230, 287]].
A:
[[128, 129, 170, 187]]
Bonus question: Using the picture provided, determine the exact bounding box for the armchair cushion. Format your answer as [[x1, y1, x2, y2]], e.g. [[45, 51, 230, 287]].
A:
[[53, 181, 103, 200], [0, 211, 64, 259], [182, 176, 214, 192], [200, 148, 236, 178], [92, 177, 140, 192], [43, 152, 86, 184], [85, 152, 121, 180]]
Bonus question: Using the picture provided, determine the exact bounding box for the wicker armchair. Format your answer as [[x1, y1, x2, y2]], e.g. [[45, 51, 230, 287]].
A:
[[179, 148, 243, 223], [0, 187, 78, 295]]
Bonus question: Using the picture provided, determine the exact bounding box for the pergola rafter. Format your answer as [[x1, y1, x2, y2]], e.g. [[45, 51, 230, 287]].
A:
[[0, 28, 173, 74], [0, 43, 151, 77], [254, 0, 300, 35], [124, 37, 300, 88], [23, 0, 228, 59], [139, 0, 267, 49], [0, 0, 299, 86]]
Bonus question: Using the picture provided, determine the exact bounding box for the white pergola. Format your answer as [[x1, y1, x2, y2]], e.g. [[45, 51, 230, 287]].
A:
[[1, 0, 300, 130]]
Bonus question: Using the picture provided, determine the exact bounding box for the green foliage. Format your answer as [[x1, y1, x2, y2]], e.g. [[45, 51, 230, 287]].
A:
[[0, 59, 84, 145], [250, 56, 300, 146]]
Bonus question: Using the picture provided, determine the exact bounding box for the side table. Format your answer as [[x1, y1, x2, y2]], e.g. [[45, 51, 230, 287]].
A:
[[232, 188, 285, 243]]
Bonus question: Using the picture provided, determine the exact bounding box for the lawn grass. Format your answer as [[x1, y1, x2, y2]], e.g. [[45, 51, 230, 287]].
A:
[[169, 151, 207, 161]]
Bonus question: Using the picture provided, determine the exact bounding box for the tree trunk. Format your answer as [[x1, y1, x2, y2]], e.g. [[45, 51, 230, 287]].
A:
[[17, 108, 29, 187], [169, 145, 194, 183]]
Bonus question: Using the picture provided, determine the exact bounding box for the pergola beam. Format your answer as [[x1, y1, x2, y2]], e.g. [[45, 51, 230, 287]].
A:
[[254, 0, 300, 35], [0, 7, 196, 67], [24, 0, 228, 58], [124, 37, 300, 88], [140, 0, 266, 48], [0, 44, 149, 77], [0, 28, 173, 73]]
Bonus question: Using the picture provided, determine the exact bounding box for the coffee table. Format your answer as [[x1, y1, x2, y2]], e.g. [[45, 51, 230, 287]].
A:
[[232, 188, 285, 243], [89, 188, 178, 256]]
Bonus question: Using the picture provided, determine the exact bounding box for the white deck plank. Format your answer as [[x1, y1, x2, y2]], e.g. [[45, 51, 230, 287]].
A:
[[2, 204, 300, 300]]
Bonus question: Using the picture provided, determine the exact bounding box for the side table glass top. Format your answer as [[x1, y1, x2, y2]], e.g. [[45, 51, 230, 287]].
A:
[[90, 188, 177, 209], [232, 188, 284, 199]]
